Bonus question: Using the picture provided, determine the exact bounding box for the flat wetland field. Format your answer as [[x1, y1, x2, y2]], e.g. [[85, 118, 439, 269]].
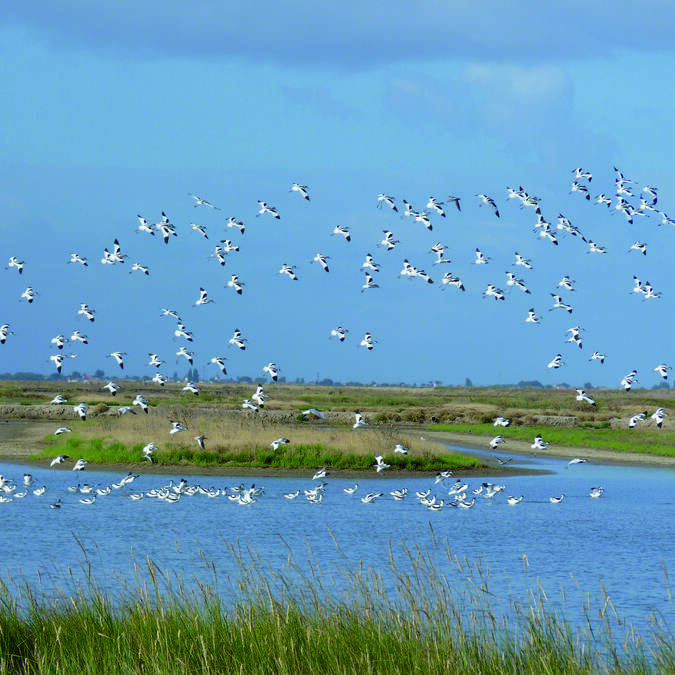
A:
[[0, 381, 673, 471]]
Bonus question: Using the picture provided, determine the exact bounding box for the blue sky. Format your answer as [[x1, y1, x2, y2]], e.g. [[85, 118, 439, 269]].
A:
[[1, 3, 674, 387]]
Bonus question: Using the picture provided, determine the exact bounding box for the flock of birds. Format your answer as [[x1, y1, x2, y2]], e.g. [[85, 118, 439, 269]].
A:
[[0, 165, 671, 475], [2, 167, 672, 391], [0, 461, 600, 509]]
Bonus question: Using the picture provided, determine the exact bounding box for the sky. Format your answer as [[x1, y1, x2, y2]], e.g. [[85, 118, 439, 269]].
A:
[[1, 2, 674, 388]]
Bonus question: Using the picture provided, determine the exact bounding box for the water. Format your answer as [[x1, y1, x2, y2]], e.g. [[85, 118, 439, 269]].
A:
[[0, 451, 672, 639]]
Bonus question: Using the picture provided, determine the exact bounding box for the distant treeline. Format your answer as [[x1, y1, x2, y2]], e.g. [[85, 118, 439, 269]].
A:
[[0, 371, 671, 389]]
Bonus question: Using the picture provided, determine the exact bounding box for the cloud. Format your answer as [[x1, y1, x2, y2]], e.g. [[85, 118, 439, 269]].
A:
[[3, 2, 675, 66]]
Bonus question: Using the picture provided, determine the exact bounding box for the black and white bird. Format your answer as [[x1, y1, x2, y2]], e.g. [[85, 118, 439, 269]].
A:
[[0, 324, 13, 344], [227, 274, 245, 295], [20, 287, 37, 303], [566, 326, 583, 349], [376, 194, 397, 211], [108, 352, 126, 370], [361, 272, 379, 292], [50, 454, 70, 467], [73, 402, 88, 420], [589, 351, 606, 364], [476, 194, 500, 217], [50, 334, 67, 350], [290, 183, 310, 201], [474, 248, 491, 265], [426, 197, 446, 217], [331, 225, 351, 242], [176, 346, 194, 365], [263, 362, 280, 382], [271, 437, 290, 452], [440, 272, 465, 292], [379, 230, 399, 251], [257, 201, 280, 219], [620, 370, 638, 392], [209, 356, 228, 375], [72, 458, 88, 471], [70, 330, 88, 344], [311, 253, 330, 272], [102, 381, 120, 397], [547, 354, 564, 369], [229, 328, 247, 350], [278, 264, 299, 281], [136, 214, 155, 236], [525, 308, 541, 325], [651, 408, 668, 429], [493, 417, 511, 427], [189, 193, 221, 209], [330, 326, 348, 342], [78, 303, 96, 322], [373, 455, 390, 472], [654, 364, 671, 380], [359, 332, 377, 350], [514, 252, 533, 270], [142, 442, 158, 463], [361, 253, 380, 272], [628, 411, 648, 429], [532, 435, 549, 451], [7, 256, 24, 274], [226, 217, 246, 234], [628, 241, 647, 256], [169, 420, 187, 436], [570, 181, 590, 200], [190, 224, 209, 239], [68, 252, 88, 266], [195, 287, 214, 306], [490, 435, 505, 450], [550, 294, 573, 314], [182, 382, 200, 396], [194, 434, 207, 449], [353, 411, 368, 429], [575, 389, 596, 406]]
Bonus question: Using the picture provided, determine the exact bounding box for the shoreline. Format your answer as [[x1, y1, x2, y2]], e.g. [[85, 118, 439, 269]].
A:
[[0, 421, 672, 478], [424, 429, 675, 467]]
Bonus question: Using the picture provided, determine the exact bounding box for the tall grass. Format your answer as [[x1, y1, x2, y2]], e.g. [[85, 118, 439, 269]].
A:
[[35, 433, 480, 471], [0, 540, 671, 674]]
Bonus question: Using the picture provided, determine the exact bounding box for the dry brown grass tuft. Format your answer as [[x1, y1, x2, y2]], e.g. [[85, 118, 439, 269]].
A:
[[68, 412, 447, 457]]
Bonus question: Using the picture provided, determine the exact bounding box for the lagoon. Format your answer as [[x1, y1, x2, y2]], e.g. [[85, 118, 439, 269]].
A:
[[0, 449, 672, 641]]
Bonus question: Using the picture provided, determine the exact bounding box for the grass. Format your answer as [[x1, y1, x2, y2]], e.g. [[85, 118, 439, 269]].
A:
[[35, 434, 479, 471], [32, 413, 483, 471], [429, 423, 675, 457], [0, 540, 671, 674]]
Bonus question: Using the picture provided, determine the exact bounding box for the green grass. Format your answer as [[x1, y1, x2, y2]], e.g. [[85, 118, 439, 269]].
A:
[[428, 423, 675, 457], [34, 435, 482, 471], [0, 542, 671, 674]]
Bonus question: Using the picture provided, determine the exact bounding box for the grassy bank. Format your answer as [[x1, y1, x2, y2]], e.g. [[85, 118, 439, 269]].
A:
[[35, 433, 480, 471], [0, 543, 671, 674], [429, 423, 675, 457], [32, 413, 482, 471]]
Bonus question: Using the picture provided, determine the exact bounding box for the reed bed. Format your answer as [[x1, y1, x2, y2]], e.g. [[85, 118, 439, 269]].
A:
[[36, 414, 481, 471], [0, 539, 671, 674]]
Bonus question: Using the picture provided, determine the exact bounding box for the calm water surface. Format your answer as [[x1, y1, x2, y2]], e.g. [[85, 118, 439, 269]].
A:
[[0, 449, 672, 637]]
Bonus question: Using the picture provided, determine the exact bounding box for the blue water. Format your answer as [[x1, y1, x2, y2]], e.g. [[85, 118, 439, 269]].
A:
[[0, 450, 672, 640]]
